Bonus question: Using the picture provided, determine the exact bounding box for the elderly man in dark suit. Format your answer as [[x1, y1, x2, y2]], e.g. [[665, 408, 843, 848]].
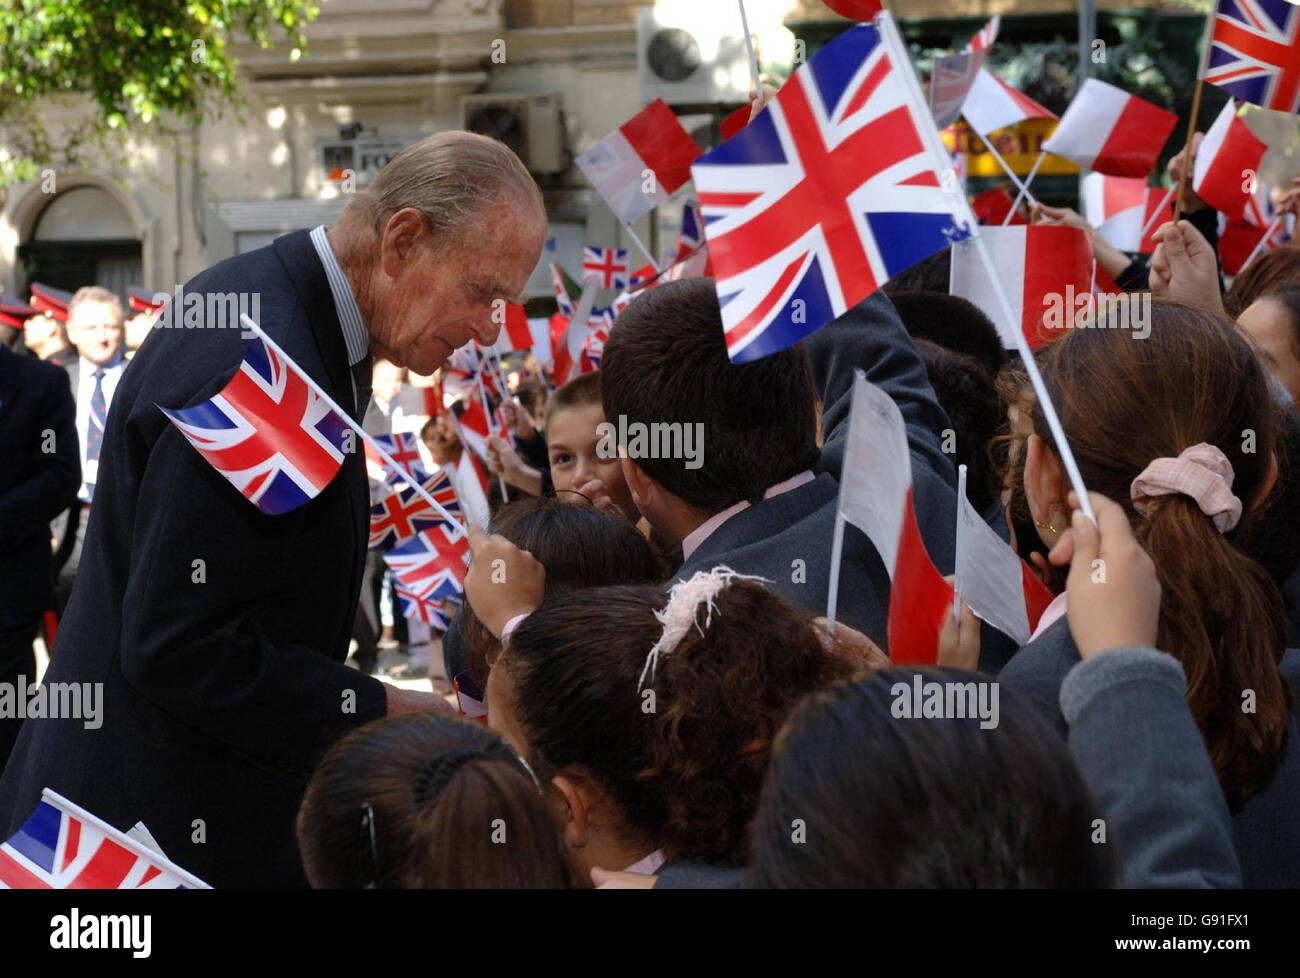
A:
[[0, 131, 547, 887], [0, 341, 80, 770]]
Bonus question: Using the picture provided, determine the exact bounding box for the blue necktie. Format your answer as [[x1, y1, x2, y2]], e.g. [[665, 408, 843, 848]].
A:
[[86, 367, 106, 499]]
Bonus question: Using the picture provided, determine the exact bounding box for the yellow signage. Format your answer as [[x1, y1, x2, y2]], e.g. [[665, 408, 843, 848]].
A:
[[942, 118, 1080, 177]]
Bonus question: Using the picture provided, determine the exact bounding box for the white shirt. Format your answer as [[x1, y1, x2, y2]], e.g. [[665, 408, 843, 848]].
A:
[[680, 470, 817, 561], [76, 355, 125, 502]]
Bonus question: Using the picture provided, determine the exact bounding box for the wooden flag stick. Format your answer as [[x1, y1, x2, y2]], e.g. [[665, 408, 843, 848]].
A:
[[737, 0, 762, 96], [240, 314, 467, 532], [1173, 14, 1215, 224], [1003, 149, 1046, 225], [1172, 78, 1206, 225]]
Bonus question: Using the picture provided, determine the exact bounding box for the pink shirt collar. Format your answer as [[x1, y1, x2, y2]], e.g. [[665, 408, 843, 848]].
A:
[[680, 470, 816, 561], [1028, 591, 1068, 644], [622, 849, 667, 875]]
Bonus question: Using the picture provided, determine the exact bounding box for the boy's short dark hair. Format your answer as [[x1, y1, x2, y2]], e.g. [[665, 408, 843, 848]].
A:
[[887, 290, 1005, 379], [543, 371, 602, 432], [600, 278, 819, 514]]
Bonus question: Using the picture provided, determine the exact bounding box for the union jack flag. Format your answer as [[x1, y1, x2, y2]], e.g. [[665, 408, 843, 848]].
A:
[[581, 247, 629, 290], [675, 198, 704, 263], [1205, 0, 1300, 113], [551, 264, 579, 318], [367, 431, 427, 486], [160, 334, 349, 515], [393, 577, 451, 629], [692, 20, 970, 363], [369, 468, 461, 549], [0, 790, 209, 889], [384, 523, 470, 597]]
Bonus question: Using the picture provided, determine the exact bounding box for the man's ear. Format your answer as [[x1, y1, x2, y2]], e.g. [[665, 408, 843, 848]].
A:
[[551, 773, 593, 849], [380, 207, 429, 277], [1024, 433, 1067, 524], [620, 455, 654, 509]]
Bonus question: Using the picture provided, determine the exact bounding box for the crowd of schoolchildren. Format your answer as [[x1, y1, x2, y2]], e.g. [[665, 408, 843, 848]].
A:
[[292, 141, 1300, 886]]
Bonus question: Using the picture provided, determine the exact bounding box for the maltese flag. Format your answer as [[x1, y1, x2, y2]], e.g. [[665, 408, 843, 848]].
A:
[[960, 68, 1056, 135], [1193, 99, 1268, 223], [949, 225, 1093, 349], [828, 372, 954, 665], [1042, 78, 1178, 177], [576, 99, 703, 224], [1082, 172, 1148, 251], [954, 466, 1054, 646]]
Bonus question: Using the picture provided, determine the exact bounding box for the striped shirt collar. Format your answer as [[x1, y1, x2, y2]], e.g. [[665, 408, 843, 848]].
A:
[[309, 224, 369, 367]]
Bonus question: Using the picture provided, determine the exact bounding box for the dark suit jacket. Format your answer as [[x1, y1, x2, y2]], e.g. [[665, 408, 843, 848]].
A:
[[675, 292, 959, 649], [0, 347, 80, 621], [1000, 618, 1300, 887], [0, 231, 387, 887]]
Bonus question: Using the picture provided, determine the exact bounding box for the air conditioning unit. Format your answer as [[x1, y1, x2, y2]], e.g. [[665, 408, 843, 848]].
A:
[[637, 6, 751, 106], [461, 93, 565, 175]]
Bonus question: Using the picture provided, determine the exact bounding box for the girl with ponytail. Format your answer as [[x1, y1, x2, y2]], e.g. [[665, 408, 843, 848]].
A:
[[999, 299, 1300, 886]]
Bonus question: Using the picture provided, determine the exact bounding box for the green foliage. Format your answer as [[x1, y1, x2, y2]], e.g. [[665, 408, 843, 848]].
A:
[[0, 0, 319, 186]]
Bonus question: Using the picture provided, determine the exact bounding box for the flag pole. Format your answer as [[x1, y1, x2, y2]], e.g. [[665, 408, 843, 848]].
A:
[[824, 513, 847, 641], [875, 10, 1094, 522], [474, 364, 511, 502], [1240, 215, 1284, 273], [1173, 14, 1215, 224], [967, 233, 1095, 523], [736, 0, 762, 96], [623, 221, 660, 272], [1003, 148, 1046, 225], [240, 315, 466, 533], [953, 465, 967, 624], [979, 133, 1036, 208], [1138, 186, 1176, 245]]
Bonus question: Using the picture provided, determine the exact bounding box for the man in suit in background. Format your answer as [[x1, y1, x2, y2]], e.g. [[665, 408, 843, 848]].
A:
[[0, 340, 79, 770], [0, 131, 547, 887], [51, 287, 127, 612]]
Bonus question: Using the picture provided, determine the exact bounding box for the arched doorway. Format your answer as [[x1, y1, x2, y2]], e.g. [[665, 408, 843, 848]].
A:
[[19, 185, 142, 303]]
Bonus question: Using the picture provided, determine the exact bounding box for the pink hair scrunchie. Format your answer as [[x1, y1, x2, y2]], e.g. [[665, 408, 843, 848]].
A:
[[1130, 442, 1243, 533]]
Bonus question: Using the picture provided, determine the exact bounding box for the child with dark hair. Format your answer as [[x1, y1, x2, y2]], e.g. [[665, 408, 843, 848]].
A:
[[444, 495, 665, 688], [914, 339, 1002, 517], [999, 299, 1300, 886], [600, 278, 959, 649], [460, 526, 883, 888], [882, 246, 952, 295], [887, 290, 1006, 380], [751, 493, 1241, 889], [1236, 285, 1300, 406], [297, 714, 574, 888]]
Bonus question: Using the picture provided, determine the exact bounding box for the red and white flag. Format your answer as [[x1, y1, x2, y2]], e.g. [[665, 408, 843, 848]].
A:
[[575, 98, 703, 224], [457, 399, 491, 460], [1193, 99, 1268, 222], [488, 302, 533, 354], [961, 68, 1056, 136], [949, 225, 1093, 349], [550, 279, 600, 386], [1042, 78, 1177, 177], [1082, 172, 1148, 251], [830, 372, 954, 664], [822, 0, 883, 18], [954, 466, 1053, 646]]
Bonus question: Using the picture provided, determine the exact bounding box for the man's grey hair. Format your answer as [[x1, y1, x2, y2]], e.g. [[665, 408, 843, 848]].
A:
[[346, 130, 544, 242], [67, 286, 124, 325]]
